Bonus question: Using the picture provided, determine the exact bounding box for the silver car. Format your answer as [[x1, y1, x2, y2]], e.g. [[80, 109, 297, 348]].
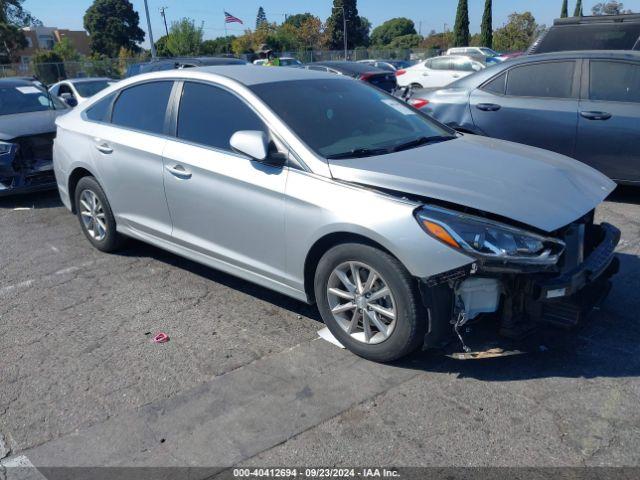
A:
[[53, 66, 620, 362]]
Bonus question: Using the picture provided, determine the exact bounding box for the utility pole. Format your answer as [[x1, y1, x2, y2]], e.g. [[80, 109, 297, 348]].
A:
[[143, 0, 157, 58], [159, 6, 169, 36], [342, 6, 347, 60]]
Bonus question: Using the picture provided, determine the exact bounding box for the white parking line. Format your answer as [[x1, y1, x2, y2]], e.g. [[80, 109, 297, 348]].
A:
[[0, 280, 33, 296]]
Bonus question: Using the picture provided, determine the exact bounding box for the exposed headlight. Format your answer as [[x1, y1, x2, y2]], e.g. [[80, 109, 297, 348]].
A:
[[416, 205, 565, 265], [0, 141, 14, 155]]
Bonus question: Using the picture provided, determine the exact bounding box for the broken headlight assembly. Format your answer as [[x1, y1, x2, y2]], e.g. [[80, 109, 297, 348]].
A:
[[416, 205, 565, 266]]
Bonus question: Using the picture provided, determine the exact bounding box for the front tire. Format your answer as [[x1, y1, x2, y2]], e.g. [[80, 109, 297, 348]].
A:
[[75, 176, 125, 253], [314, 243, 426, 362]]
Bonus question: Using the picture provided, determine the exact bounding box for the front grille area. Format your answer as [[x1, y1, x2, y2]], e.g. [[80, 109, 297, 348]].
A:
[[13, 133, 55, 171]]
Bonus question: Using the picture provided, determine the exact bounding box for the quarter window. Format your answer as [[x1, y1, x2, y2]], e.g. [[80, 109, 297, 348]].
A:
[[85, 92, 116, 122], [506, 62, 575, 98], [177, 82, 266, 151], [590, 61, 640, 103], [482, 72, 507, 95], [111, 81, 173, 134]]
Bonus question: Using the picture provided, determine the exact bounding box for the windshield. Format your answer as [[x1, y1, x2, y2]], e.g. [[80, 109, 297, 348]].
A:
[[479, 48, 499, 57], [250, 79, 454, 159], [74, 80, 113, 97], [0, 84, 55, 115]]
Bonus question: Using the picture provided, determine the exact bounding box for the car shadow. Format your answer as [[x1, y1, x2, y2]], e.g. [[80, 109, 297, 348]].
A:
[[0, 189, 63, 210], [116, 238, 324, 323], [606, 184, 640, 205]]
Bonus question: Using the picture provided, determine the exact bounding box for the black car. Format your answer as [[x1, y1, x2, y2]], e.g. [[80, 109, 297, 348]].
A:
[[305, 61, 398, 93], [416, 51, 640, 183], [125, 56, 248, 78], [528, 14, 640, 54], [0, 79, 68, 195]]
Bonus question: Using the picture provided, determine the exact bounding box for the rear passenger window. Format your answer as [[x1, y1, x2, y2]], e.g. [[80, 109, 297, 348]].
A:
[[481, 72, 506, 95], [590, 61, 640, 103], [111, 81, 173, 134], [427, 58, 452, 70], [85, 92, 116, 122], [506, 62, 575, 98], [177, 82, 265, 151]]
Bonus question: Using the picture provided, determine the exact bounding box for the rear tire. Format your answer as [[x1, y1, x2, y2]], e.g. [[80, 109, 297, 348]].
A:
[[410, 83, 423, 89], [75, 176, 125, 253], [314, 243, 425, 362]]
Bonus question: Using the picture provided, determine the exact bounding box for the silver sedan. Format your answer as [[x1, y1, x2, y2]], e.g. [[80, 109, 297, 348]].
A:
[[53, 66, 619, 362]]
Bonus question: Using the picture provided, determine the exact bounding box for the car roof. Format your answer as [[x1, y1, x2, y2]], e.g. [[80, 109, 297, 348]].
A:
[[64, 77, 113, 84], [0, 78, 38, 87], [142, 64, 344, 86], [309, 61, 387, 74]]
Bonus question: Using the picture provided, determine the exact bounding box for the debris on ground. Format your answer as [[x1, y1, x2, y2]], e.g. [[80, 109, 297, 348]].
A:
[[151, 333, 170, 344]]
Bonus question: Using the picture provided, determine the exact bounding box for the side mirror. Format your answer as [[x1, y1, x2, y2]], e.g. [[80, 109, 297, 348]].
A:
[[60, 93, 77, 107], [230, 130, 269, 161]]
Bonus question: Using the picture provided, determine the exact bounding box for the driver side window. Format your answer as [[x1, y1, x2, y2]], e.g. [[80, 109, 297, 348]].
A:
[[177, 82, 267, 152]]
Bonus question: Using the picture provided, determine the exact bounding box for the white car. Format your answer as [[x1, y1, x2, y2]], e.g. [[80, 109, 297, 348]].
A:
[[49, 78, 115, 107], [446, 47, 504, 63], [396, 56, 485, 89], [253, 57, 302, 67]]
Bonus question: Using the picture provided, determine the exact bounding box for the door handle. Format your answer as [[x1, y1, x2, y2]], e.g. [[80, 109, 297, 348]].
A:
[[165, 164, 192, 179], [476, 103, 502, 112], [94, 143, 113, 154], [580, 111, 612, 121], [452, 74, 460, 78]]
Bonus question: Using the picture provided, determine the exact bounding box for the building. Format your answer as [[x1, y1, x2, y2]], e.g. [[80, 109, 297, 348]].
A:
[[15, 26, 91, 65]]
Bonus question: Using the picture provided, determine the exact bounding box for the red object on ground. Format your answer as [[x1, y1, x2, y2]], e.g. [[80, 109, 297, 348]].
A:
[[152, 333, 170, 344]]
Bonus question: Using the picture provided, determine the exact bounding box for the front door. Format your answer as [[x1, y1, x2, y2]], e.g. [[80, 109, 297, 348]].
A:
[[162, 81, 289, 283], [470, 60, 580, 158]]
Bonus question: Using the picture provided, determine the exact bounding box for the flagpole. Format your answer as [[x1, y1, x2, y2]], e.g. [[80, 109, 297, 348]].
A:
[[223, 10, 228, 54]]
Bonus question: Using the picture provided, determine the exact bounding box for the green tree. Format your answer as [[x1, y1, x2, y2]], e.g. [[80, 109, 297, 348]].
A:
[[53, 37, 81, 61], [83, 0, 145, 57], [560, 0, 568, 17], [592, 1, 632, 14], [480, 0, 493, 48], [326, 0, 368, 49], [387, 33, 422, 49], [165, 18, 203, 56], [573, 0, 584, 16], [453, 0, 470, 47], [493, 11, 541, 52], [284, 13, 315, 28], [32, 50, 65, 83], [201, 36, 236, 55], [154, 35, 170, 57], [1, 0, 40, 62], [370, 18, 416, 46], [256, 7, 267, 30]]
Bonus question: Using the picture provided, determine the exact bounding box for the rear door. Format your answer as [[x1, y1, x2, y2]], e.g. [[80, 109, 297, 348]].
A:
[[89, 80, 174, 238], [469, 60, 580, 157], [421, 57, 453, 88], [575, 59, 640, 182]]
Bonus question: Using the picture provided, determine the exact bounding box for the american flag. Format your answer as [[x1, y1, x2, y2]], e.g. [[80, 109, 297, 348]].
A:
[[224, 11, 243, 24]]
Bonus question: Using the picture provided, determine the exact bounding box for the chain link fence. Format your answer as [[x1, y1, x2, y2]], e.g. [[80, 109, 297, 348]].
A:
[[0, 48, 440, 84]]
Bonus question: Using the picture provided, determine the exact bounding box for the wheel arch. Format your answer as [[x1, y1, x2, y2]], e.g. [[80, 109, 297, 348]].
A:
[[67, 166, 97, 213], [303, 231, 400, 304]]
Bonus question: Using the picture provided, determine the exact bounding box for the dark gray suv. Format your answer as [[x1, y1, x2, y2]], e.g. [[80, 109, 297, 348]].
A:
[[416, 51, 640, 183]]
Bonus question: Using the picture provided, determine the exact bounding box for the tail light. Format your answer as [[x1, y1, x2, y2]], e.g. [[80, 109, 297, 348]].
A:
[[409, 98, 429, 109], [396, 69, 407, 76], [359, 72, 376, 81]]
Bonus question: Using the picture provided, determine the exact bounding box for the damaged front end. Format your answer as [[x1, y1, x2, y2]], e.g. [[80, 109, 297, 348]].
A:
[[417, 205, 621, 359], [0, 133, 57, 196]]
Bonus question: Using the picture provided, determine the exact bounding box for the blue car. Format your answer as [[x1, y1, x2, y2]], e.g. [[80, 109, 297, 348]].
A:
[[416, 51, 640, 184]]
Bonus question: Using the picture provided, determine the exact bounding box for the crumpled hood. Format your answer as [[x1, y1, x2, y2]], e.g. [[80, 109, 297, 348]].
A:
[[328, 134, 616, 232], [0, 110, 60, 140]]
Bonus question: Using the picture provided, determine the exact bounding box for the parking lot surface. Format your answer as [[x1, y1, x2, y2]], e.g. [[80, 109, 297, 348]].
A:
[[1, 189, 640, 470]]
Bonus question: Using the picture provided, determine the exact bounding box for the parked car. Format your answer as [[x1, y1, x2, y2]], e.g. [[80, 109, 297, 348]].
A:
[[396, 55, 485, 89], [125, 56, 248, 77], [54, 66, 619, 362], [254, 57, 303, 67], [357, 59, 413, 71], [445, 47, 504, 64], [528, 14, 640, 54], [49, 77, 116, 107], [305, 61, 397, 93], [0, 78, 68, 195], [415, 51, 640, 183], [14, 76, 47, 89]]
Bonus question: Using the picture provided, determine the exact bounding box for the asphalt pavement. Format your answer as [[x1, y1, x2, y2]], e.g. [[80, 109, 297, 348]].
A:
[[1, 188, 639, 474]]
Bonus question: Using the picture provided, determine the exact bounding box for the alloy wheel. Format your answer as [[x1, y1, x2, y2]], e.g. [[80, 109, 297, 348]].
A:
[[79, 189, 107, 242], [326, 261, 397, 345]]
